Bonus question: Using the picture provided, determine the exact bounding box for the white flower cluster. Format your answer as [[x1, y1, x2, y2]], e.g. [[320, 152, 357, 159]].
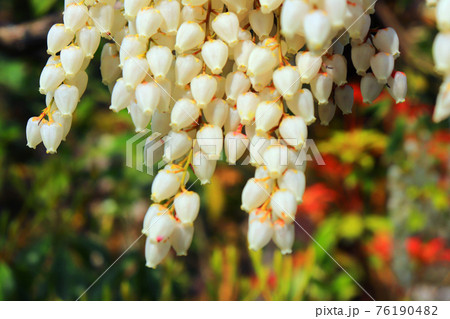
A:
[[27, 0, 407, 268], [428, 0, 450, 122]]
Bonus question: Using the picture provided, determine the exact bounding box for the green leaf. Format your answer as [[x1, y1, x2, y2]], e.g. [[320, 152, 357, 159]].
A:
[[30, 0, 58, 16]]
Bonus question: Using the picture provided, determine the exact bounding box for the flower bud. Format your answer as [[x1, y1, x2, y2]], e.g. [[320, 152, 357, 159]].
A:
[[279, 116, 308, 150], [373, 27, 400, 58], [146, 46, 173, 80], [273, 66, 300, 100], [334, 84, 354, 114], [361, 73, 384, 104], [304, 10, 331, 52], [40, 121, 63, 154], [234, 40, 256, 72], [63, 3, 88, 33], [387, 72, 407, 104], [201, 40, 228, 75], [156, 0, 181, 35], [270, 189, 297, 224], [39, 63, 65, 95], [370, 53, 395, 84], [249, 9, 273, 39], [351, 41, 375, 76], [47, 24, 74, 55], [224, 106, 241, 133], [196, 124, 223, 160], [280, 0, 309, 37], [203, 98, 229, 127], [145, 237, 170, 268], [151, 169, 182, 202], [136, 7, 163, 38], [191, 74, 217, 107], [170, 222, 194, 256], [296, 51, 322, 84], [324, 54, 347, 86], [241, 178, 271, 212], [286, 89, 316, 125], [237, 92, 260, 125], [248, 209, 273, 251], [263, 144, 289, 178], [60, 45, 84, 78], [136, 81, 160, 114], [225, 71, 251, 105], [277, 169, 305, 203], [26, 117, 43, 149], [192, 151, 217, 184], [123, 56, 149, 89], [255, 101, 283, 133], [175, 21, 205, 53], [224, 131, 249, 164], [54, 84, 79, 116], [170, 98, 200, 131], [163, 130, 192, 162], [89, 3, 114, 36], [318, 101, 336, 126], [432, 32, 450, 74], [311, 73, 333, 105], [174, 191, 200, 224], [259, 0, 283, 14], [247, 46, 277, 77], [124, 0, 150, 19], [175, 54, 202, 86], [212, 12, 239, 46], [273, 220, 294, 254], [110, 78, 134, 112], [142, 204, 166, 235]]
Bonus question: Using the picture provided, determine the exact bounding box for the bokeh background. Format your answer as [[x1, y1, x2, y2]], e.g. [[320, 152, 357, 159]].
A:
[[0, 0, 449, 301]]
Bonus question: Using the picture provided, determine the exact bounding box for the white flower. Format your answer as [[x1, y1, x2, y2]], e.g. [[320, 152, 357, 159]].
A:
[[212, 12, 240, 46], [163, 130, 192, 162], [155, 78, 173, 113], [324, 0, 347, 29], [63, 3, 88, 33], [100, 44, 121, 86], [437, 0, 450, 31], [151, 110, 171, 136], [248, 209, 273, 251], [433, 83, 450, 123], [146, 46, 173, 80], [60, 45, 84, 78], [39, 63, 65, 95], [241, 178, 271, 212], [304, 10, 331, 52], [233, 40, 256, 72], [196, 124, 223, 160], [89, 3, 114, 37], [130, 102, 152, 132], [77, 26, 100, 59], [432, 32, 450, 74], [249, 133, 274, 166], [119, 35, 147, 66], [373, 27, 400, 58], [181, 3, 207, 22], [259, 0, 283, 14], [277, 169, 306, 203], [170, 98, 200, 131], [109, 78, 134, 113], [272, 66, 300, 100], [263, 144, 289, 178], [148, 212, 176, 243], [286, 89, 316, 125], [151, 168, 182, 202], [156, 0, 181, 35], [136, 7, 163, 38], [249, 9, 273, 39], [65, 70, 88, 97], [174, 191, 200, 224], [145, 237, 171, 268], [175, 54, 203, 87], [296, 51, 322, 84], [270, 189, 297, 224], [175, 21, 205, 53], [225, 71, 251, 105], [249, 70, 273, 92], [279, 116, 308, 150], [170, 222, 194, 256], [311, 73, 333, 105], [201, 40, 229, 75], [272, 220, 295, 255], [280, 0, 309, 37], [135, 81, 160, 114], [52, 111, 72, 141], [123, 55, 149, 89], [370, 53, 395, 84], [124, 0, 150, 19], [247, 46, 277, 77], [361, 73, 384, 104], [224, 131, 249, 164], [324, 54, 348, 86], [142, 204, 167, 235], [191, 74, 217, 107], [192, 151, 217, 184], [351, 41, 375, 76], [40, 121, 63, 154], [224, 106, 241, 133], [334, 85, 354, 115], [318, 101, 337, 126], [236, 92, 260, 125], [26, 117, 43, 149], [47, 24, 74, 55], [255, 101, 283, 133], [54, 84, 79, 116], [387, 72, 407, 104], [203, 98, 229, 127]]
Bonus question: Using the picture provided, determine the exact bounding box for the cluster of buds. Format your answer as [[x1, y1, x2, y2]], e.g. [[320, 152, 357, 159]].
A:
[[428, 0, 450, 122], [28, 0, 407, 268]]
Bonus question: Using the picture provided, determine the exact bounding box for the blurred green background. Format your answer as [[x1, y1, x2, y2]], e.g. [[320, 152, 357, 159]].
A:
[[0, 0, 449, 300]]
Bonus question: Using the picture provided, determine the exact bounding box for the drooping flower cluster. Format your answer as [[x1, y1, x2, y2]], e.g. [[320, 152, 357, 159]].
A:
[[428, 0, 450, 122], [27, 0, 407, 268]]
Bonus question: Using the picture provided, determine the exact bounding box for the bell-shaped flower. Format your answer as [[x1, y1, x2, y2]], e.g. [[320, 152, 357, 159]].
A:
[[247, 46, 277, 77], [272, 220, 295, 254], [26, 117, 43, 149], [77, 26, 100, 58], [255, 101, 283, 133], [142, 204, 166, 235], [432, 32, 450, 74], [47, 24, 74, 55], [54, 84, 79, 116], [145, 237, 170, 268], [63, 2, 88, 33], [170, 98, 200, 131], [224, 106, 241, 133], [146, 45, 173, 80], [203, 98, 229, 127], [263, 144, 289, 178], [361, 73, 384, 104], [334, 85, 354, 114], [196, 124, 223, 160], [286, 89, 316, 125], [259, 0, 283, 14], [191, 74, 217, 107], [39, 63, 65, 95], [241, 178, 271, 212], [170, 222, 194, 256], [174, 191, 200, 224], [40, 120, 63, 154], [351, 41, 375, 76], [156, 0, 181, 35], [175, 54, 203, 86], [387, 71, 407, 104], [109, 78, 134, 113], [237, 92, 260, 125], [277, 169, 305, 203], [136, 7, 162, 38], [249, 9, 273, 39], [311, 73, 333, 105], [273, 66, 300, 100], [124, 0, 150, 19], [296, 51, 322, 84], [192, 151, 217, 184], [175, 21, 205, 53], [318, 101, 337, 126], [370, 53, 394, 84], [123, 55, 149, 89], [270, 189, 297, 224], [304, 10, 331, 52], [151, 168, 182, 202], [225, 71, 251, 105], [136, 81, 160, 114], [280, 0, 309, 37], [248, 209, 273, 251], [212, 12, 239, 46], [163, 130, 192, 162], [201, 40, 228, 75], [373, 27, 400, 58], [224, 131, 249, 164], [279, 116, 308, 150], [234, 40, 256, 72]]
